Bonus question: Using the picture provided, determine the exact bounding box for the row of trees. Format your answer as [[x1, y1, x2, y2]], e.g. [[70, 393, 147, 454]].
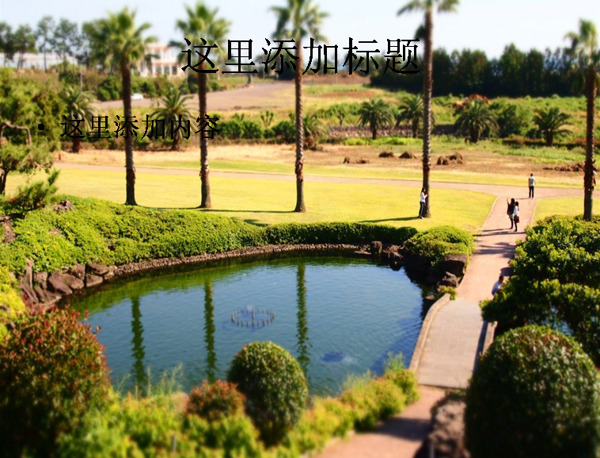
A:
[[371, 44, 597, 98]]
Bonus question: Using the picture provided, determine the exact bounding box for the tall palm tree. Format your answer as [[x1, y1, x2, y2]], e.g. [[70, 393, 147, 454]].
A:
[[397, 93, 424, 138], [566, 20, 599, 221], [175, 2, 230, 209], [358, 99, 394, 139], [532, 107, 570, 147], [454, 99, 498, 143], [271, 0, 328, 212], [398, 0, 459, 217], [150, 87, 194, 151], [92, 8, 155, 205], [61, 86, 95, 153]]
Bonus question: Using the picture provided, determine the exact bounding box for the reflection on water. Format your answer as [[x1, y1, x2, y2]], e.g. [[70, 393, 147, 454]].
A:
[[69, 255, 425, 396]]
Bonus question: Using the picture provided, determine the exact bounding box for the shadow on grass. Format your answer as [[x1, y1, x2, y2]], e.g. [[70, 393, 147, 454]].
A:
[[360, 216, 419, 223]]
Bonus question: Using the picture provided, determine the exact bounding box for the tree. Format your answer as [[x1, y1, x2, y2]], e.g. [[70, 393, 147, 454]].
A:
[[454, 99, 498, 143], [566, 20, 599, 221], [328, 104, 349, 127], [271, 0, 328, 212], [398, 0, 460, 218], [532, 107, 570, 146], [175, 1, 230, 209], [51, 19, 79, 72], [150, 87, 194, 151], [13, 26, 36, 70], [36, 17, 55, 72], [61, 86, 95, 153], [90, 8, 155, 205], [358, 99, 394, 139], [396, 94, 423, 138], [0, 122, 52, 194]]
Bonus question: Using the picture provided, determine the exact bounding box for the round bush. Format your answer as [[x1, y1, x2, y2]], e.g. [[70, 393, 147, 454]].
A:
[[227, 341, 308, 445], [187, 380, 246, 421], [0, 308, 110, 456], [465, 325, 600, 458]]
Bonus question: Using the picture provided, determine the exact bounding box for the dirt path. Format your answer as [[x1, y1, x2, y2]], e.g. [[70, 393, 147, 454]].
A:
[[95, 81, 293, 111]]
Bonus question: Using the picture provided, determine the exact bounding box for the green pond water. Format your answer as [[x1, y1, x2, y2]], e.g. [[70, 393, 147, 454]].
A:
[[68, 254, 426, 397]]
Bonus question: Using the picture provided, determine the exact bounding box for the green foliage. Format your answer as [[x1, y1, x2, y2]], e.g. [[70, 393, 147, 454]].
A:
[[264, 222, 417, 246], [404, 225, 474, 266], [186, 380, 245, 421], [150, 87, 194, 150], [533, 106, 570, 146], [96, 74, 122, 101], [0, 308, 110, 457], [0, 267, 26, 342], [0, 143, 53, 194], [454, 100, 498, 143], [271, 119, 295, 143], [358, 98, 394, 139], [481, 217, 600, 364], [435, 285, 457, 300], [228, 342, 308, 445], [0, 196, 265, 274], [491, 102, 530, 137], [465, 325, 600, 458], [4, 169, 60, 213], [217, 119, 245, 139]]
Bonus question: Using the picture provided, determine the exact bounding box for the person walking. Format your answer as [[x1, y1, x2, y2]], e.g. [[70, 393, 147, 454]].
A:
[[506, 198, 515, 229], [419, 188, 427, 219], [513, 201, 520, 232], [528, 173, 535, 198]]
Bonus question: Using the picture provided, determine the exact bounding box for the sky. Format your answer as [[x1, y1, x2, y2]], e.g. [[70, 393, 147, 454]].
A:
[[0, 0, 599, 59]]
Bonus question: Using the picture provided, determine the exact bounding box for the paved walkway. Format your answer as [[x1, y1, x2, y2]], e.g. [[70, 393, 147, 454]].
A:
[[316, 195, 536, 458]]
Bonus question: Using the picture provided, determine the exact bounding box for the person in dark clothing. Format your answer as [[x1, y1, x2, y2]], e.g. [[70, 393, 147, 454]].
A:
[[506, 198, 515, 229]]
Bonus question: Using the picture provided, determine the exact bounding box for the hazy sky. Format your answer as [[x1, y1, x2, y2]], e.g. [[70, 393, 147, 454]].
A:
[[1, 0, 598, 58]]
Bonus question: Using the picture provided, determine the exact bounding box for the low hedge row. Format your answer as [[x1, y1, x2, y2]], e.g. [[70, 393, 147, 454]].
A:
[[403, 225, 474, 265]]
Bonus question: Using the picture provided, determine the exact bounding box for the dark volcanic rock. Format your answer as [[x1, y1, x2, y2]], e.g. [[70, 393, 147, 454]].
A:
[[70, 264, 85, 280], [438, 254, 467, 277], [88, 263, 109, 276], [48, 272, 73, 296], [85, 274, 103, 288]]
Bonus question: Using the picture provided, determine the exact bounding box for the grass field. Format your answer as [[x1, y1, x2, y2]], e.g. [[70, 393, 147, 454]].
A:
[[533, 197, 583, 222], [7, 168, 495, 233]]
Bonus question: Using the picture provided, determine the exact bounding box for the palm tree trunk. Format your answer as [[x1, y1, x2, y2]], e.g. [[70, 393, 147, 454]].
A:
[[73, 136, 81, 153], [412, 119, 418, 138], [421, 9, 433, 218], [583, 64, 596, 221], [199, 65, 211, 208], [294, 44, 305, 212], [123, 63, 136, 206]]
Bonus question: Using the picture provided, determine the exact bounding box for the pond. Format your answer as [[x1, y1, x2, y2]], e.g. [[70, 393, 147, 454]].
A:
[[68, 254, 426, 397]]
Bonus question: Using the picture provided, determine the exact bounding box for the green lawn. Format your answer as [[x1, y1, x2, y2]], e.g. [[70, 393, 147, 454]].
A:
[[8, 168, 495, 233], [534, 197, 584, 222]]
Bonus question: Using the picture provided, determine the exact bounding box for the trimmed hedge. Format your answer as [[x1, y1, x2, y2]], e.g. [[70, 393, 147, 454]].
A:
[[403, 225, 474, 266], [465, 325, 600, 458], [264, 222, 417, 246]]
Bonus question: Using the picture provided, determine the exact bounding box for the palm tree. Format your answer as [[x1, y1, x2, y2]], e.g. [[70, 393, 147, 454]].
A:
[[271, 0, 328, 212], [358, 99, 394, 140], [175, 2, 230, 209], [150, 87, 194, 151], [532, 107, 570, 147], [92, 8, 155, 205], [397, 94, 424, 138], [61, 86, 95, 153], [566, 20, 599, 221], [398, 0, 459, 217], [454, 99, 498, 143]]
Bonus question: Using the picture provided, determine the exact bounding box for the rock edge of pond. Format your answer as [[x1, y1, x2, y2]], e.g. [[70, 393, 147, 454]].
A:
[[17, 242, 466, 311]]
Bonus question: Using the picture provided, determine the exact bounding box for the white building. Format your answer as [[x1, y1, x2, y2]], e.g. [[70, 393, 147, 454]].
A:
[[139, 44, 180, 77]]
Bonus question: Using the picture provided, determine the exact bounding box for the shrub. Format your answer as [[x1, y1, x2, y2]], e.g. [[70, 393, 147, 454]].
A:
[[272, 120, 295, 143], [217, 119, 245, 139], [241, 120, 264, 139], [465, 325, 600, 458], [264, 222, 417, 246], [227, 342, 308, 445], [186, 380, 245, 421], [0, 267, 26, 341], [403, 225, 474, 266], [0, 308, 111, 456]]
